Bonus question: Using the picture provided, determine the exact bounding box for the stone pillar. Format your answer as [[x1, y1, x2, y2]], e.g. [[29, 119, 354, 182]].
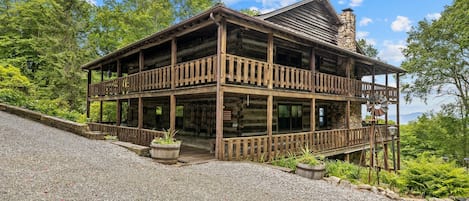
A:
[[338, 8, 356, 52]]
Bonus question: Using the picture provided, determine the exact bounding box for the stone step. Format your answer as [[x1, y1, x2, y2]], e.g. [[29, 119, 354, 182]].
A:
[[83, 131, 107, 140], [112, 141, 150, 157]]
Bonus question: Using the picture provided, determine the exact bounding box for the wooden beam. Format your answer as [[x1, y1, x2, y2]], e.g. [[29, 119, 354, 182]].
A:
[[310, 48, 316, 93], [383, 143, 389, 170], [138, 97, 143, 129], [396, 73, 401, 170], [267, 95, 273, 160], [86, 70, 91, 118], [116, 99, 121, 126], [346, 100, 350, 146], [267, 33, 274, 89], [99, 101, 103, 123], [310, 98, 315, 131], [171, 38, 177, 89], [215, 18, 227, 159], [170, 95, 176, 130]]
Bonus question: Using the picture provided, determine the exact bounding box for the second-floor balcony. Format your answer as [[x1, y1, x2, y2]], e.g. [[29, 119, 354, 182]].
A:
[[88, 54, 398, 101]]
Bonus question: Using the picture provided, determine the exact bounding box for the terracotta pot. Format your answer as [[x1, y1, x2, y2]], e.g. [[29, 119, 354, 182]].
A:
[[150, 142, 181, 165], [296, 162, 326, 180]]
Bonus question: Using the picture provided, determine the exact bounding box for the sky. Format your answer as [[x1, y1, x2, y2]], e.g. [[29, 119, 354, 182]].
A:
[[91, 0, 454, 118]]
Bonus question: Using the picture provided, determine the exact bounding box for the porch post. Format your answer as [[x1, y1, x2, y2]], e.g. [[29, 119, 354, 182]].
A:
[[346, 100, 350, 146], [267, 33, 274, 160], [310, 48, 316, 93], [396, 73, 401, 170], [116, 99, 121, 126], [116, 60, 122, 127], [138, 97, 143, 129], [170, 37, 177, 130], [86, 70, 91, 118], [171, 38, 177, 89], [311, 98, 316, 131], [99, 65, 103, 123], [384, 70, 389, 170], [170, 95, 176, 130], [215, 18, 227, 159]]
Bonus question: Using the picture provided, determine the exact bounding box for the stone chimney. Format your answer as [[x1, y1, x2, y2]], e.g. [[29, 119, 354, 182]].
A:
[[338, 8, 356, 52]]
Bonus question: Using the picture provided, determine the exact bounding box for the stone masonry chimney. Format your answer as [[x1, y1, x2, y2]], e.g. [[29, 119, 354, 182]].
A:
[[338, 8, 356, 52]]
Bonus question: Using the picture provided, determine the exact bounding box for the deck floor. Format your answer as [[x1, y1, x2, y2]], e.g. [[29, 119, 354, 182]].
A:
[[178, 145, 215, 164]]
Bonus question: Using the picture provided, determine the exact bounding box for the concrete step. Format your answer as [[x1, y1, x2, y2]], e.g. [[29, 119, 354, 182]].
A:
[[83, 131, 107, 140], [112, 141, 150, 157]]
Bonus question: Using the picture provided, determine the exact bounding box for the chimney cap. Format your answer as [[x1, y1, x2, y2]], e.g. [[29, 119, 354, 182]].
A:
[[342, 8, 354, 12]]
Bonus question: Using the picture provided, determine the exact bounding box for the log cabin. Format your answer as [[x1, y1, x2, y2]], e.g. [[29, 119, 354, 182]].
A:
[[82, 0, 404, 169]]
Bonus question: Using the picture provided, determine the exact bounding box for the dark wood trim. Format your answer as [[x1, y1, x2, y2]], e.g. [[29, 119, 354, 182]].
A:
[[99, 100, 103, 123], [116, 99, 121, 126], [310, 48, 316, 93], [310, 98, 315, 131], [171, 38, 177, 89]]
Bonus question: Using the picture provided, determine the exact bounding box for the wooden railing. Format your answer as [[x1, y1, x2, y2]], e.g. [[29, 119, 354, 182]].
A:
[[273, 64, 312, 90], [87, 123, 164, 146], [225, 54, 269, 87], [88, 54, 398, 99], [222, 125, 391, 161], [175, 55, 217, 87]]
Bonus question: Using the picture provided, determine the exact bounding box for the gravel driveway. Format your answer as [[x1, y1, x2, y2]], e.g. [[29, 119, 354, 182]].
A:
[[0, 111, 391, 201]]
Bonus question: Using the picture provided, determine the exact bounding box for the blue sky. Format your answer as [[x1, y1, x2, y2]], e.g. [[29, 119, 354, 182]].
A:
[[91, 0, 454, 117], [227, 0, 453, 117]]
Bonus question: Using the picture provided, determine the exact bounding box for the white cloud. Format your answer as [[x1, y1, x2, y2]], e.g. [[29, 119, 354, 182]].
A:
[[359, 17, 373, 26], [391, 16, 412, 32], [249, 6, 275, 14], [338, 0, 346, 5], [349, 0, 363, 7], [378, 40, 406, 64], [426, 13, 441, 20], [356, 31, 369, 39]]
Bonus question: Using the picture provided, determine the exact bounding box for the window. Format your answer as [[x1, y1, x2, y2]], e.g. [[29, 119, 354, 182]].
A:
[[278, 104, 303, 131], [176, 105, 184, 128], [319, 107, 326, 127]]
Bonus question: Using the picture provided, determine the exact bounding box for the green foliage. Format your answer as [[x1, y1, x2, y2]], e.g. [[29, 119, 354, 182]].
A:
[[239, 8, 260, 16], [271, 152, 298, 170], [152, 128, 180, 144], [357, 39, 379, 59], [400, 112, 466, 163], [401, 0, 468, 158], [0, 64, 31, 91], [296, 147, 322, 166], [0, 89, 28, 106], [397, 153, 469, 198]]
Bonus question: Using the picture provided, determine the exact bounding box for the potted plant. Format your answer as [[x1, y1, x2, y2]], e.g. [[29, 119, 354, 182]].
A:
[[295, 148, 326, 180], [150, 128, 181, 165]]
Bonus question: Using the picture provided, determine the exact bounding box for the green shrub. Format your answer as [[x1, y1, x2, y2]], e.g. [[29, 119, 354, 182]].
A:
[[397, 153, 469, 198], [0, 88, 28, 106], [271, 152, 298, 170]]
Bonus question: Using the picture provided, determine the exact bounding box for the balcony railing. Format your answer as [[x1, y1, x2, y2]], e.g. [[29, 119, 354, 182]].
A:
[[222, 125, 390, 161], [88, 54, 398, 99]]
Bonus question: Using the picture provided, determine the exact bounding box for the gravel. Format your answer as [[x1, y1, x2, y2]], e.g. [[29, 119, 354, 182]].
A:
[[0, 111, 391, 201]]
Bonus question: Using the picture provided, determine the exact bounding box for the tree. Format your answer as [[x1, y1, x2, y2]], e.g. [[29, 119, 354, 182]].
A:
[[239, 8, 260, 16], [401, 0, 468, 158], [357, 39, 379, 59]]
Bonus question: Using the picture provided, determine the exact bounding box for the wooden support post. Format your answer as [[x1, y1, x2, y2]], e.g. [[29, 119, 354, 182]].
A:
[[346, 100, 351, 145], [310, 48, 316, 93], [267, 33, 273, 89], [346, 153, 350, 163], [311, 98, 316, 131], [170, 95, 176, 131], [99, 101, 103, 123], [383, 143, 389, 170], [171, 38, 177, 89], [215, 17, 227, 159], [139, 51, 144, 93], [266, 33, 273, 160], [267, 95, 273, 160], [138, 97, 143, 129], [117, 60, 121, 77], [100, 65, 104, 82], [396, 73, 401, 170], [116, 99, 121, 126], [86, 70, 91, 118]]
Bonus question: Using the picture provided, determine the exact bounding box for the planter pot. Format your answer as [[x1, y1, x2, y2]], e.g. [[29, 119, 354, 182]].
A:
[[296, 163, 326, 180], [150, 142, 181, 165]]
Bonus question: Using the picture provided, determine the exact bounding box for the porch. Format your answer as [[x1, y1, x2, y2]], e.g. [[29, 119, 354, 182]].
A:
[[88, 122, 391, 161]]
